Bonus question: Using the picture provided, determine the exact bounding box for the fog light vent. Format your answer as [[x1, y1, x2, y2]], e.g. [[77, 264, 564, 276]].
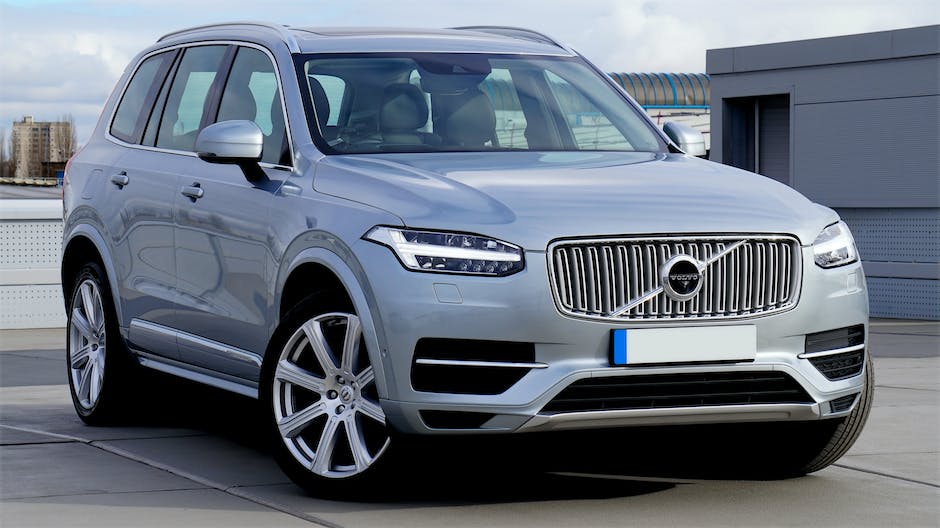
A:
[[809, 350, 865, 380], [830, 394, 857, 413]]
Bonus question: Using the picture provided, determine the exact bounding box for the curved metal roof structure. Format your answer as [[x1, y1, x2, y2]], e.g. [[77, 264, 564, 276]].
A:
[[609, 72, 710, 108]]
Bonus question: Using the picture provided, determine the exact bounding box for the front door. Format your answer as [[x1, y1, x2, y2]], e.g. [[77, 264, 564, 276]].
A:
[[170, 45, 292, 381]]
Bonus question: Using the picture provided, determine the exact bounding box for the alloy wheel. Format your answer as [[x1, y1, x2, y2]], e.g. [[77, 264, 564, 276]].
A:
[[68, 279, 107, 410], [272, 312, 389, 479]]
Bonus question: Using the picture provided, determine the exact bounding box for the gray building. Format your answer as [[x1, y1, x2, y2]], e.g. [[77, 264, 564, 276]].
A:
[[707, 25, 939, 320]]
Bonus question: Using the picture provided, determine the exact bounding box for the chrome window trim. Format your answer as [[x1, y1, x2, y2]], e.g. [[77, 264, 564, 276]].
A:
[[104, 39, 296, 169], [546, 234, 804, 324]]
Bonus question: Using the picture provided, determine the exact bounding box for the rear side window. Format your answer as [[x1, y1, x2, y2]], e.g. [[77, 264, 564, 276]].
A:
[[156, 45, 228, 152], [110, 51, 173, 143]]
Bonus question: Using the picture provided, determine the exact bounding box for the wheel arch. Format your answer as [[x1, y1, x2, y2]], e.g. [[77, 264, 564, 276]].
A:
[[275, 247, 395, 400], [61, 226, 124, 326]]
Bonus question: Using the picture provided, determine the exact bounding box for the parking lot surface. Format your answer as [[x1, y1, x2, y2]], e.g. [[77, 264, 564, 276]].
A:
[[1, 320, 937, 527]]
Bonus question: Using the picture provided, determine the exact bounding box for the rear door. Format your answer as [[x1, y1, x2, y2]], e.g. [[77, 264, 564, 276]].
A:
[[170, 44, 291, 381], [105, 48, 181, 360]]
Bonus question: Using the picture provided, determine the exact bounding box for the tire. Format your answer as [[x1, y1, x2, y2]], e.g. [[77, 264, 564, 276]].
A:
[[66, 262, 135, 425], [798, 353, 875, 474], [260, 294, 396, 497], [735, 354, 875, 478]]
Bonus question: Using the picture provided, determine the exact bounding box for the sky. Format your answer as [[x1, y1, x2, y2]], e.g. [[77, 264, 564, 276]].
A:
[[1, 0, 938, 146]]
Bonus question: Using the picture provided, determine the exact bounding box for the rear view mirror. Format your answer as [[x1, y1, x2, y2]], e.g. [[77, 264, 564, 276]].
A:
[[663, 122, 707, 158], [196, 120, 266, 181]]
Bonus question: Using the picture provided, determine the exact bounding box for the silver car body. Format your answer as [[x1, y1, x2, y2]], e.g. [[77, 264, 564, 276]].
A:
[[62, 24, 868, 436]]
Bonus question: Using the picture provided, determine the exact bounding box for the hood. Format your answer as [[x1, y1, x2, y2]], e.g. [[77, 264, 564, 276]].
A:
[[314, 151, 837, 250]]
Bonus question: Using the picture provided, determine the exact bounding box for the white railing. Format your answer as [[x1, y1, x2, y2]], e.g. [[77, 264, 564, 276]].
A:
[[0, 199, 65, 329]]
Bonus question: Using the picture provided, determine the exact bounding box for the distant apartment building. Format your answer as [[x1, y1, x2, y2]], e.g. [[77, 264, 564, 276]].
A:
[[707, 25, 939, 319], [10, 115, 74, 181]]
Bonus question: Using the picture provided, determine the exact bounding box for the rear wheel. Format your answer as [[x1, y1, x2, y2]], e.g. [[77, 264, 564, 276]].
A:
[[66, 262, 134, 425], [261, 296, 394, 496]]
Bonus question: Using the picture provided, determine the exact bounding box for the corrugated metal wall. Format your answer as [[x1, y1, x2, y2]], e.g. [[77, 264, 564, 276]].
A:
[[707, 26, 939, 319]]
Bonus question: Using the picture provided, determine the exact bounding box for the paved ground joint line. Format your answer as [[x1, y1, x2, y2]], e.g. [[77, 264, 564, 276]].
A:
[[875, 384, 940, 392], [89, 441, 341, 528], [834, 463, 940, 489], [0, 423, 339, 528], [3, 486, 214, 502]]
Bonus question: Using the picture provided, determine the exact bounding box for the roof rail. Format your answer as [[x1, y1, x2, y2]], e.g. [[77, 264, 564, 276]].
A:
[[158, 21, 300, 53], [451, 26, 573, 53]]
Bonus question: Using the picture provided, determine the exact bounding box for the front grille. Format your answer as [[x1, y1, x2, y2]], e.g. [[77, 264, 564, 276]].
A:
[[549, 236, 801, 321], [540, 371, 814, 414]]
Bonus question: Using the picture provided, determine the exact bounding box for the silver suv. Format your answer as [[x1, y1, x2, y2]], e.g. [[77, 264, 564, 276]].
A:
[[62, 23, 871, 493]]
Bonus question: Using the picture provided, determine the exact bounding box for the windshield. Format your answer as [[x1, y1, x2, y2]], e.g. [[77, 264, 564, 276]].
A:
[[297, 53, 666, 154]]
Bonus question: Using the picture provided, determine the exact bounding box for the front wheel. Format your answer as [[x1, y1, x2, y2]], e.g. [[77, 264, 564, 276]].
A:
[[797, 354, 875, 474], [261, 297, 395, 496], [732, 354, 874, 478]]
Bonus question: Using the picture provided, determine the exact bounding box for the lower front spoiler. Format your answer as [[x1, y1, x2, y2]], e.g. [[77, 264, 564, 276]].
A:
[[518, 403, 824, 432]]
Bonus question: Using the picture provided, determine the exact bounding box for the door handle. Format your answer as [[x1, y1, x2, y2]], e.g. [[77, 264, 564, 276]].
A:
[[180, 184, 204, 200], [110, 171, 129, 188]]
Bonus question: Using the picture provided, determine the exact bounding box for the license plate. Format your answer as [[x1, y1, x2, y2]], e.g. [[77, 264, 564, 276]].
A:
[[611, 326, 756, 366]]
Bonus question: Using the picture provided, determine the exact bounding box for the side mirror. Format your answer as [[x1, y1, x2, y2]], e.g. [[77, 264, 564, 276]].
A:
[[195, 120, 266, 181], [663, 122, 707, 158]]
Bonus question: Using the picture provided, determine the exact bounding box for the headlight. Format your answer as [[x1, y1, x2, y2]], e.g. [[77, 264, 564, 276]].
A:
[[364, 226, 524, 276], [813, 221, 859, 268]]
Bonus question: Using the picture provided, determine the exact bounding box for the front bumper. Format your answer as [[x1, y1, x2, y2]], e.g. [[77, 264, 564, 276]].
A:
[[354, 239, 869, 435]]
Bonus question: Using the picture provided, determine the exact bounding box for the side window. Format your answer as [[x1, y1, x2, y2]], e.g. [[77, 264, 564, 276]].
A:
[[110, 51, 173, 144], [544, 70, 633, 151], [217, 47, 289, 165], [156, 45, 227, 152], [481, 69, 528, 149]]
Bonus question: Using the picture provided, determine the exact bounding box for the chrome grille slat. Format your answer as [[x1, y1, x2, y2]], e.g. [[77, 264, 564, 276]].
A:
[[549, 235, 801, 321]]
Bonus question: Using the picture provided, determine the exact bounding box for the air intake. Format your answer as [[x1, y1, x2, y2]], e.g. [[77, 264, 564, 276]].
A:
[[804, 325, 866, 380], [805, 325, 864, 354], [829, 394, 857, 413], [420, 410, 496, 429], [411, 338, 538, 395], [809, 351, 865, 381], [541, 371, 814, 414]]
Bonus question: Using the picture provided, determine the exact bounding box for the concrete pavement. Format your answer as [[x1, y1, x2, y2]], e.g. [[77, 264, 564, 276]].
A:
[[1, 321, 937, 527]]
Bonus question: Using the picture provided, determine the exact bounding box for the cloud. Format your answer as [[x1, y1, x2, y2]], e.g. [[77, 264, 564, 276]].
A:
[[0, 0, 936, 145]]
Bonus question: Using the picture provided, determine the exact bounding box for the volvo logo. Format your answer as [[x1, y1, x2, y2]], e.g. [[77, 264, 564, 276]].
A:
[[661, 255, 704, 301]]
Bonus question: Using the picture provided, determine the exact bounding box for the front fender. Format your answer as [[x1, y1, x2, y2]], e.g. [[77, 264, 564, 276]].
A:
[[276, 245, 396, 402]]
